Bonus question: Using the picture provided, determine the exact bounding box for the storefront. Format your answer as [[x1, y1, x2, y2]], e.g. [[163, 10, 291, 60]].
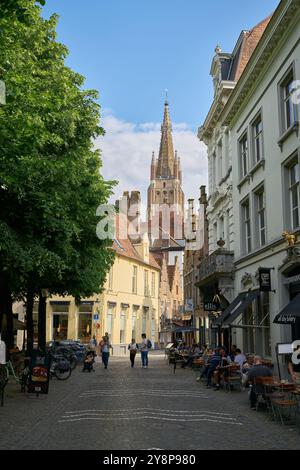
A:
[[77, 302, 93, 343], [50, 302, 70, 341], [275, 266, 300, 341], [212, 290, 271, 357]]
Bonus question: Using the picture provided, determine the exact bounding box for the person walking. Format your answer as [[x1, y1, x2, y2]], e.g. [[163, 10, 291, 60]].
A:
[[140, 333, 152, 369], [128, 338, 139, 368], [100, 337, 111, 370]]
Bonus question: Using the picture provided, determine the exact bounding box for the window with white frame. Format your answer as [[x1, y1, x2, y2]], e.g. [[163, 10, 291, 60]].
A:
[[151, 272, 156, 298], [132, 266, 138, 294], [289, 161, 300, 229], [144, 270, 149, 296], [120, 307, 127, 344], [242, 199, 251, 254], [239, 133, 248, 179], [280, 69, 297, 133], [252, 115, 263, 164], [217, 140, 223, 181], [255, 188, 266, 247], [108, 266, 113, 290]]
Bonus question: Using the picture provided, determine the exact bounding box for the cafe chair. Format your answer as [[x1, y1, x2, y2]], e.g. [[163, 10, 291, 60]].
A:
[[224, 365, 243, 392]]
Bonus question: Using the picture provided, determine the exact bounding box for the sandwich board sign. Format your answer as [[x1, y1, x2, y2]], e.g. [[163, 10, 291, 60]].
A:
[[28, 351, 50, 395]]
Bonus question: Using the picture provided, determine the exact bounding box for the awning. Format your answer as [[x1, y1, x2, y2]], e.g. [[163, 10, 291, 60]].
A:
[[222, 291, 260, 328], [212, 291, 260, 328], [174, 327, 200, 333], [212, 293, 247, 327], [274, 293, 300, 324]]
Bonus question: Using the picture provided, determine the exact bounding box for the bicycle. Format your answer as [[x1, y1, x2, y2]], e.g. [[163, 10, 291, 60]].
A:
[[49, 354, 72, 381], [0, 360, 30, 406]]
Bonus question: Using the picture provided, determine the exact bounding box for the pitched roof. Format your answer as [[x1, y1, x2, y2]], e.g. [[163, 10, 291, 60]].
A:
[[233, 16, 272, 81], [112, 238, 160, 270]]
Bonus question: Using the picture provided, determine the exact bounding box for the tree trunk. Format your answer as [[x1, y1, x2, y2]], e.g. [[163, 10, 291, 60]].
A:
[[38, 292, 47, 351], [0, 279, 13, 359], [26, 290, 34, 354]]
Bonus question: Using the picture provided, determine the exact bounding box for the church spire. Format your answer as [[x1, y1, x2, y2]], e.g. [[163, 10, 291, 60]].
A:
[[156, 99, 175, 178]]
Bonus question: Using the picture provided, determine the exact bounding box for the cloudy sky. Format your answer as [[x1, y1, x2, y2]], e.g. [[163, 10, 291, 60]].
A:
[[43, 0, 279, 211], [97, 108, 207, 207]]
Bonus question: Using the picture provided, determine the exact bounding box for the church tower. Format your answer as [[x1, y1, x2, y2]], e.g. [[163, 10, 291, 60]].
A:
[[147, 99, 185, 242]]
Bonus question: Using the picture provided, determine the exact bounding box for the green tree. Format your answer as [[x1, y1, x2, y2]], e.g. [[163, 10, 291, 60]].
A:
[[0, 0, 116, 352]]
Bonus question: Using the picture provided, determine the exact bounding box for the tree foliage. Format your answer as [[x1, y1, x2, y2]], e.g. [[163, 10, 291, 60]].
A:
[[0, 0, 116, 346]]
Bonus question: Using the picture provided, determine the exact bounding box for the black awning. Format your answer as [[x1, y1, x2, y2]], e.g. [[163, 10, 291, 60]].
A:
[[212, 293, 247, 327], [274, 293, 300, 325], [174, 327, 200, 333], [222, 290, 260, 328]]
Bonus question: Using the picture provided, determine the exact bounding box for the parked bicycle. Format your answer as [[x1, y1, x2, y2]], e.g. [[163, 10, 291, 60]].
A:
[[49, 353, 72, 381], [0, 359, 30, 406]]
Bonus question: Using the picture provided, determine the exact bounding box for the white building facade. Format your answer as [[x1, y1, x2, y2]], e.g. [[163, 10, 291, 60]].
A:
[[220, 0, 300, 361], [197, 17, 271, 347]]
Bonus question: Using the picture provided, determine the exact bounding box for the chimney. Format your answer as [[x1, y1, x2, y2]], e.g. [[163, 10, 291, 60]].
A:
[[128, 191, 141, 241]]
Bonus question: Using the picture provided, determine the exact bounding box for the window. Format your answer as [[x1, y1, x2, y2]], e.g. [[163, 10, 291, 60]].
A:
[[108, 267, 113, 290], [212, 152, 217, 192], [255, 189, 266, 247], [289, 162, 300, 229], [52, 304, 69, 341], [78, 303, 93, 341], [242, 200, 251, 253], [151, 272, 155, 298], [132, 266, 138, 294], [144, 270, 149, 296], [120, 309, 126, 344], [106, 304, 114, 336], [142, 308, 148, 334], [132, 307, 138, 340], [239, 133, 248, 179], [252, 116, 263, 164], [217, 140, 223, 181], [280, 70, 297, 133]]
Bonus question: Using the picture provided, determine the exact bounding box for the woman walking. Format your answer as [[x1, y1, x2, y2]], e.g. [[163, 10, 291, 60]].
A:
[[128, 339, 139, 368]]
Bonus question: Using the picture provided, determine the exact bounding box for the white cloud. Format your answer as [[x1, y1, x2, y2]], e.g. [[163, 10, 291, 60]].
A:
[[95, 113, 208, 213]]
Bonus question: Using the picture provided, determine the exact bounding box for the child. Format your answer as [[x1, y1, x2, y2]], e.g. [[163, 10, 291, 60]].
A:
[[128, 339, 139, 368], [82, 350, 95, 373]]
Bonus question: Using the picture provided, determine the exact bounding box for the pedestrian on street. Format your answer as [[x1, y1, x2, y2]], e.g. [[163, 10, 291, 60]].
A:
[[128, 338, 139, 368], [100, 337, 111, 370], [140, 333, 152, 369]]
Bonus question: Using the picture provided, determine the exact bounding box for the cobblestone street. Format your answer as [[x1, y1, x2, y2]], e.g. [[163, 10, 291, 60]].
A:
[[0, 354, 299, 450]]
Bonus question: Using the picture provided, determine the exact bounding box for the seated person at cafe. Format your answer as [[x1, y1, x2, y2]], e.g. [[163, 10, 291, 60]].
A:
[[245, 355, 272, 408], [182, 343, 202, 368], [197, 348, 213, 380], [212, 348, 230, 391], [288, 345, 300, 385], [206, 349, 222, 388], [234, 348, 247, 371]]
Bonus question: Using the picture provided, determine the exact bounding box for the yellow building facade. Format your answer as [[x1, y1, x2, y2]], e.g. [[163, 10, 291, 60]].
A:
[[46, 233, 161, 355]]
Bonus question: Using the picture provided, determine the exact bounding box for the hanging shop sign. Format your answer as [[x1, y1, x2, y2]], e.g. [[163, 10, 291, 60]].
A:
[[258, 268, 272, 292], [204, 300, 219, 312]]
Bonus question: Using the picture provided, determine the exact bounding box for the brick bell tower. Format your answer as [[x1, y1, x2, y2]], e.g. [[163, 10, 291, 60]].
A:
[[147, 99, 185, 242]]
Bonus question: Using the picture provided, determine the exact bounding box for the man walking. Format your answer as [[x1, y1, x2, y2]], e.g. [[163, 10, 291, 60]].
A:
[[140, 333, 151, 369], [100, 337, 111, 370]]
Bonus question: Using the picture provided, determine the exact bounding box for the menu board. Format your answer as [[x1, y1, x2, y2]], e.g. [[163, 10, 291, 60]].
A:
[[28, 351, 50, 395]]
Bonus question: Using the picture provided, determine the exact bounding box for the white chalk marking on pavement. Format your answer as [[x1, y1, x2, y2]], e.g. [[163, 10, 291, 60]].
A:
[[64, 408, 233, 416], [58, 415, 243, 425], [61, 412, 237, 421]]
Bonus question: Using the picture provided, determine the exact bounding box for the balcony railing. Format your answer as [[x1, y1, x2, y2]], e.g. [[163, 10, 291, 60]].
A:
[[198, 250, 234, 285]]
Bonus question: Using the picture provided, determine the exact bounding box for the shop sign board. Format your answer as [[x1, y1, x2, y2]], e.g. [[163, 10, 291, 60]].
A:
[[259, 268, 272, 292], [28, 351, 51, 395]]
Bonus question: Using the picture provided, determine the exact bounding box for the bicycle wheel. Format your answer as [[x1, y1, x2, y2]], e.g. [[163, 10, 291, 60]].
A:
[[68, 357, 77, 371], [55, 366, 72, 381]]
